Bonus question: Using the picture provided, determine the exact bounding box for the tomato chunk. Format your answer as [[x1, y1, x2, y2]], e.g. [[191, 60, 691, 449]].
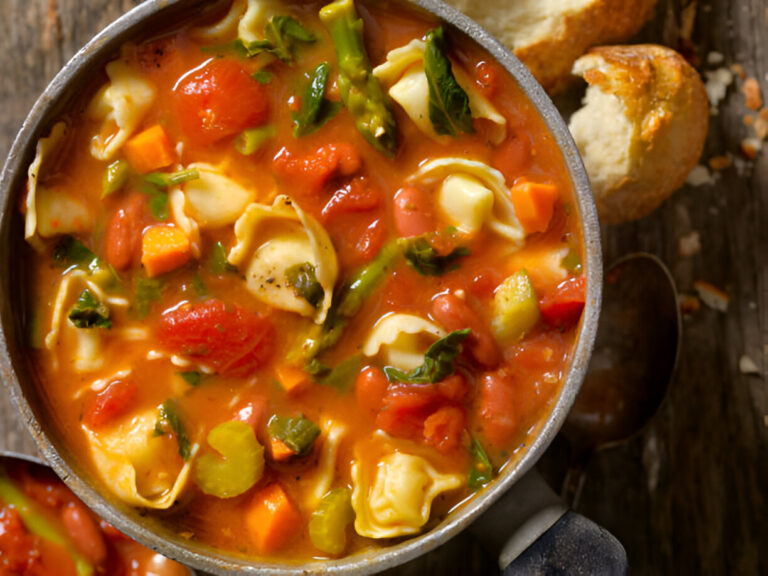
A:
[[322, 177, 381, 221], [423, 406, 464, 453], [174, 58, 269, 145], [431, 293, 500, 367], [83, 378, 138, 429], [273, 142, 361, 198], [157, 299, 274, 376], [491, 134, 532, 184], [539, 276, 586, 328], [478, 370, 517, 448]]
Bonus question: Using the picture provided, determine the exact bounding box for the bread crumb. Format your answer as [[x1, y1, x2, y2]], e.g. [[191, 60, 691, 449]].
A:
[[679, 294, 701, 315], [694, 280, 729, 311], [705, 67, 734, 111], [708, 155, 731, 170], [678, 231, 701, 257], [742, 77, 763, 110], [730, 63, 746, 79], [740, 138, 762, 159], [686, 164, 717, 186], [707, 51, 724, 65], [739, 354, 760, 374]]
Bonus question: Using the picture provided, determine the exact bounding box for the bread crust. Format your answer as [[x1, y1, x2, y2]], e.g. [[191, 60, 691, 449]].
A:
[[444, 0, 657, 93], [571, 44, 709, 223]]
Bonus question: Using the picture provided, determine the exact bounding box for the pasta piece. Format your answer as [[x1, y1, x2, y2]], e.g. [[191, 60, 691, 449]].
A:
[[239, 0, 280, 43], [372, 39, 506, 144], [437, 174, 494, 235], [192, 0, 247, 41], [228, 196, 338, 323], [181, 163, 255, 229], [84, 410, 197, 509], [408, 158, 525, 245], [362, 313, 446, 371], [351, 446, 462, 538], [169, 185, 201, 259], [307, 419, 347, 508], [87, 60, 156, 161]]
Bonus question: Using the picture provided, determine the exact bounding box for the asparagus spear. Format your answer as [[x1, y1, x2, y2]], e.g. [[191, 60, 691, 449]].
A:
[[0, 465, 94, 576], [319, 0, 398, 157]]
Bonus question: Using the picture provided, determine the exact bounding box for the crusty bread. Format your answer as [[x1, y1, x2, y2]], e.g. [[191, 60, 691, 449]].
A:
[[443, 0, 657, 93], [568, 45, 709, 224]]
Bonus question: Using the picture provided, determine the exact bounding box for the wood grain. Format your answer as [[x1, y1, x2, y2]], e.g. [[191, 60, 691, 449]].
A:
[[1, 0, 766, 574]]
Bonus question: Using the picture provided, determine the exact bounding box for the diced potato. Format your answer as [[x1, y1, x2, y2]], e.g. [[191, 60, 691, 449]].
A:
[[492, 270, 540, 343], [437, 174, 494, 236]]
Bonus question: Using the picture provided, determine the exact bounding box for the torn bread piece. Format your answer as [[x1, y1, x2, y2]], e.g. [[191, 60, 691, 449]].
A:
[[443, 0, 657, 93], [568, 45, 709, 224]]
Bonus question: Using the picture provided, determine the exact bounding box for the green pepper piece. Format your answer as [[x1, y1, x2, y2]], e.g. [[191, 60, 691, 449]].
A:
[[309, 488, 355, 555], [101, 159, 130, 198], [320, 0, 398, 156], [0, 466, 94, 576], [194, 421, 265, 498], [491, 269, 540, 344]]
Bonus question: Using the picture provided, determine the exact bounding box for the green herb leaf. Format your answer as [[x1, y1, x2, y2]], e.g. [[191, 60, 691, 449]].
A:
[[292, 62, 341, 137], [264, 15, 317, 62], [101, 159, 130, 198], [189, 274, 209, 297], [235, 125, 276, 155], [424, 27, 473, 136], [144, 168, 200, 188], [401, 237, 470, 276], [53, 236, 100, 272], [305, 358, 331, 377], [68, 290, 111, 329], [286, 262, 325, 308], [316, 355, 362, 393], [267, 414, 320, 456], [158, 399, 191, 461], [384, 328, 470, 384], [468, 436, 493, 490], [140, 169, 199, 221], [134, 277, 164, 320], [252, 69, 274, 84], [210, 242, 238, 275], [177, 371, 206, 387]]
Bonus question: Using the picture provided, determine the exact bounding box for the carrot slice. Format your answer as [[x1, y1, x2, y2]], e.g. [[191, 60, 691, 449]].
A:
[[123, 125, 175, 174], [275, 365, 309, 394], [510, 179, 559, 234], [245, 483, 302, 554], [141, 225, 191, 277], [268, 437, 296, 462]]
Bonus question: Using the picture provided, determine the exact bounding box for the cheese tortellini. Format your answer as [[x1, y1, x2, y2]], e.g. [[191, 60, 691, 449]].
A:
[[373, 39, 507, 143], [87, 60, 156, 161], [181, 163, 256, 229], [84, 409, 197, 509], [228, 195, 338, 323], [362, 313, 446, 371], [409, 157, 525, 245], [351, 449, 462, 538]]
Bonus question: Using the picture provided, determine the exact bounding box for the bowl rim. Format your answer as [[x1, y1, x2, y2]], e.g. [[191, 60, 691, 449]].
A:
[[0, 0, 602, 574]]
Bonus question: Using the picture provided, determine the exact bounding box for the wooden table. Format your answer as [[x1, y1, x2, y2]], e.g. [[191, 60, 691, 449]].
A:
[[1, 1, 766, 574]]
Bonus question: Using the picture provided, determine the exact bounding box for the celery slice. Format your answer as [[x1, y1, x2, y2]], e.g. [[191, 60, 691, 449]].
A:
[[309, 488, 354, 555]]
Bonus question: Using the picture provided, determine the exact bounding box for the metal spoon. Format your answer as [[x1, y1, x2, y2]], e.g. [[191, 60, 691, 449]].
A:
[[561, 253, 681, 507]]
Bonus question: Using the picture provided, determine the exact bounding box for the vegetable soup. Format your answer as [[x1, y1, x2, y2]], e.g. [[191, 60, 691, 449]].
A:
[[19, 0, 586, 563]]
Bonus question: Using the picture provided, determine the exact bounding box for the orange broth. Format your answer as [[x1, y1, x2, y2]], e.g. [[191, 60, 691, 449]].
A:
[[22, 0, 585, 563]]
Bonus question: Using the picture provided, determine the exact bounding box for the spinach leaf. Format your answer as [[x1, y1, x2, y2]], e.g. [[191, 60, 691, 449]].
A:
[[140, 169, 200, 221], [210, 242, 238, 275], [267, 414, 320, 456], [53, 236, 100, 272], [177, 371, 206, 387], [401, 237, 470, 276], [317, 355, 362, 393], [292, 62, 341, 137], [424, 27, 473, 136], [252, 69, 274, 84], [190, 274, 208, 297], [68, 290, 111, 329], [157, 400, 191, 461], [468, 436, 493, 490], [286, 262, 324, 308], [134, 276, 164, 320], [384, 329, 470, 384], [264, 16, 317, 62]]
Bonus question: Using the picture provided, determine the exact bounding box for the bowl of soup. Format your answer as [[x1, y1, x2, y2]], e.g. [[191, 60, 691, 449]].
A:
[[0, 0, 601, 573]]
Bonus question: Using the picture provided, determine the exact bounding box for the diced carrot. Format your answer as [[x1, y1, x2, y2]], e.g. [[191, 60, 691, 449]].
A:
[[245, 483, 303, 554], [510, 179, 559, 234], [141, 224, 191, 277], [122, 124, 175, 174], [275, 365, 310, 394], [269, 437, 296, 462]]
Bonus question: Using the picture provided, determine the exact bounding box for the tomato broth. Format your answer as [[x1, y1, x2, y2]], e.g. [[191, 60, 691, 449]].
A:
[[20, 0, 586, 563]]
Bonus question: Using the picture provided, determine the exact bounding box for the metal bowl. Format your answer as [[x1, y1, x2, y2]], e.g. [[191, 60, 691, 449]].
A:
[[0, 1, 602, 574]]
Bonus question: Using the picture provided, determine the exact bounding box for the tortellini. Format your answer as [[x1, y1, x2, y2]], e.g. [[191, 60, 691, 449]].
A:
[[193, 0, 279, 43], [84, 409, 196, 509], [351, 448, 462, 538], [409, 158, 525, 245], [307, 419, 347, 507], [362, 313, 446, 371], [181, 163, 255, 229], [228, 195, 338, 323], [372, 39, 507, 144], [25, 122, 92, 248], [87, 60, 156, 161]]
